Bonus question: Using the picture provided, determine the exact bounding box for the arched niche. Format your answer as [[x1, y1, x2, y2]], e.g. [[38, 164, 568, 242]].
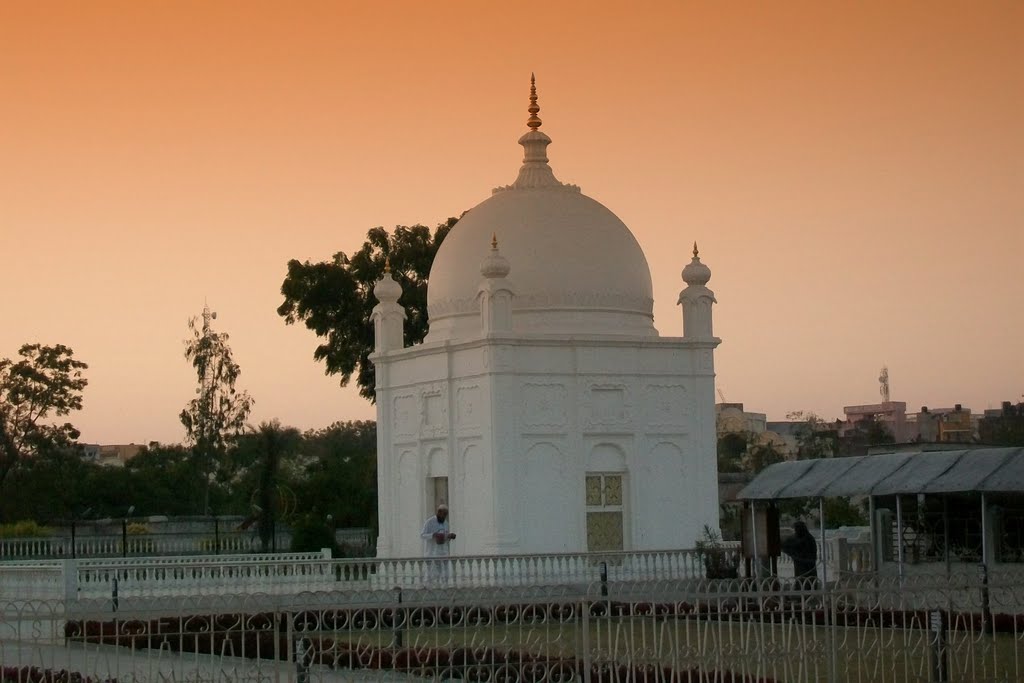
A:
[[588, 442, 627, 472]]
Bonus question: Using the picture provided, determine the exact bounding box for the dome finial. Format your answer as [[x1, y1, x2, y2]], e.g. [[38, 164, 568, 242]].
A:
[[682, 242, 712, 286], [481, 232, 511, 279], [527, 73, 542, 131], [384, 254, 391, 274]]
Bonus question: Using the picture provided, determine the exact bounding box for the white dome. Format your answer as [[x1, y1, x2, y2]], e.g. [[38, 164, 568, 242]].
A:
[[427, 122, 655, 341]]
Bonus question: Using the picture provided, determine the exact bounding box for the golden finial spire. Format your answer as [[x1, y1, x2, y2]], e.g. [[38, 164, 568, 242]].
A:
[[384, 254, 391, 274], [491, 232, 498, 249], [527, 73, 542, 131], [692, 242, 699, 258]]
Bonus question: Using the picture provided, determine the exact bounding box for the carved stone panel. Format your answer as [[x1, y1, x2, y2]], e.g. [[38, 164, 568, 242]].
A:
[[456, 385, 481, 427], [643, 384, 689, 427], [583, 384, 630, 430], [522, 383, 568, 430], [700, 349, 714, 372], [393, 395, 417, 438], [421, 388, 447, 438]]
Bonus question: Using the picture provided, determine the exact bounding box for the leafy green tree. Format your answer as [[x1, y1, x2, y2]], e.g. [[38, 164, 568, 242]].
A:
[[180, 307, 254, 513], [250, 420, 301, 551], [295, 421, 377, 529], [0, 344, 88, 504], [744, 441, 786, 473], [124, 443, 215, 516], [838, 415, 894, 456], [786, 411, 840, 459], [0, 447, 95, 523], [821, 497, 868, 527], [717, 432, 749, 473], [278, 219, 456, 401], [289, 512, 339, 555]]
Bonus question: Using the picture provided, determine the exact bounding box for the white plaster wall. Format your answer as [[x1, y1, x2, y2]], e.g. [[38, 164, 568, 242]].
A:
[[374, 335, 720, 558], [521, 441, 575, 552]]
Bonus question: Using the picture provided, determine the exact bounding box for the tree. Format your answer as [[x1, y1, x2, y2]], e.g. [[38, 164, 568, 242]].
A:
[[0, 447, 96, 523], [250, 420, 301, 552], [717, 432, 749, 473], [295, 421, 377, 530], [180, 306, 253, 513], [278, 219, 456, 401], [786, 411, 839, 459], [838, 415, 894, 456], [0, 344, 88, 501], [744, 441, 786, 474], [124, 443, 214, 516]]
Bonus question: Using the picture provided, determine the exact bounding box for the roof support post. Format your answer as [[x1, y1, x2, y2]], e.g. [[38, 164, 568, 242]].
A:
[[896, 495, 905, 580], [750, 500, 760, 581], [980, 492, 993, 636], [820, 496, 838, 683], [981, 493, 989, 567], [943, 496, 951, 575], [868, 495, 878, 573], [818, 497, 828, 586]]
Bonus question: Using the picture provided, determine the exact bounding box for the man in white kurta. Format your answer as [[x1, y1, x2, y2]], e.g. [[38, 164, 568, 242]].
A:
[[420, 504, 456, 583], [421, 504, 456, 555]]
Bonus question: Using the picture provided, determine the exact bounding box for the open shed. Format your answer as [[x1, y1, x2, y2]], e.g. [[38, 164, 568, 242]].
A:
[[737, 447, 1024, 578]]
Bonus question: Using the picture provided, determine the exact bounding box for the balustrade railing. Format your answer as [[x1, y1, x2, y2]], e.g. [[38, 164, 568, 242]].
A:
[[0, 531, 288, 560], [2, 548, 729, 605], [0, 526, 375, 561]]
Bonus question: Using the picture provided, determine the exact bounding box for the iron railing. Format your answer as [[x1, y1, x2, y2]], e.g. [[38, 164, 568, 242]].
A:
[[3, 571, 1024, 681]]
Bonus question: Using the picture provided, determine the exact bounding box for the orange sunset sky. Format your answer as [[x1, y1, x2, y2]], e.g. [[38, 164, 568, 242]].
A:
[[1, 1, 1021, 445]]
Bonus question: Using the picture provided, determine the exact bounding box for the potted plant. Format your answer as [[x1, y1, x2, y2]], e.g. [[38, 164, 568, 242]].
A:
[[695, 524, 740, 580]]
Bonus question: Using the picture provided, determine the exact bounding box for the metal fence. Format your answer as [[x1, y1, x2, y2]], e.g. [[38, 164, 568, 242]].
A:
[[0, 526, 374, 561], [3, 570, 1023, 682]]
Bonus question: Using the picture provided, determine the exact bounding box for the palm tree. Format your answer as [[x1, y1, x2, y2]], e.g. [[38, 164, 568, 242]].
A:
[[253, 420, 300, 552]]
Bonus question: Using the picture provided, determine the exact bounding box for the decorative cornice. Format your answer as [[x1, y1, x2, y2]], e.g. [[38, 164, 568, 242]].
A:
[[431, 291, 654, 318]]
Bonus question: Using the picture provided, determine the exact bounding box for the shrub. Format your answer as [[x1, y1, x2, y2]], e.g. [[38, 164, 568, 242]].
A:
[[0, 520, 52, 538]]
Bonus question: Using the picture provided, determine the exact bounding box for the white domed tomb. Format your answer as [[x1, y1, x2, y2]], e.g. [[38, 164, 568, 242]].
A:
[[371, 78, 721, 558]]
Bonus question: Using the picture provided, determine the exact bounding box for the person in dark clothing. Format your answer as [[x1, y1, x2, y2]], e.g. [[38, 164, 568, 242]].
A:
[[781, 520, 818, 587]]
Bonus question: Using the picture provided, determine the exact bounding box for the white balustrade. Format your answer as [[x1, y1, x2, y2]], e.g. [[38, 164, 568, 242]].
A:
[[0, 532, 295, 560], [1, 547, 749, 604], [0, 563, 65, 600]]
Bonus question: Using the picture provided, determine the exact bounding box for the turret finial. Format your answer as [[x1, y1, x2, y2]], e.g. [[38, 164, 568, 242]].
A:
[[693, 242, 699, 258], [384, 254, 391, 274], [527, 73, 542, 131], [491, 232, 498, 250]]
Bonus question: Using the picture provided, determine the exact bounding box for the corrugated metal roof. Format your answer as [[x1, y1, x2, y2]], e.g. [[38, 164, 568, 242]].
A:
[[774, 457, 861, 499], [819, 453, 913, 497], [977, 448, 1024, 492], [922, 448, 1018, 494], [870, 450, 964, 496], [735, 459, 818, 499], [737, 447, 1024, 500]]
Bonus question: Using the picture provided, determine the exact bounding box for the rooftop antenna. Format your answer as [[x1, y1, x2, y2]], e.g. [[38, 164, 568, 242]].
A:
[[879, 365, 890, 403], [202, 301, 217, 333]]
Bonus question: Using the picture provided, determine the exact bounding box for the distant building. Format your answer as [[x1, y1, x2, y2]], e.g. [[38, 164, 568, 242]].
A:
[[80, 443, 142, 467], [841, 401, 910, 442], [913, 405, 974, 443], [763, 421, 805, 459], [716, 403, 766, 435], [716, 403, 798, 459]]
